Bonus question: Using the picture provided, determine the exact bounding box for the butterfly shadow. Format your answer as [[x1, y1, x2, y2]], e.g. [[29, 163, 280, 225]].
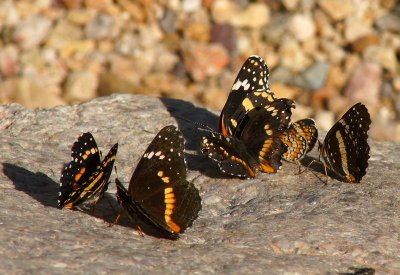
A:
[[3, 162, 60, 208], [1, 163, 137, 230], [299, 156, 344, 183], [160, 97, 236, 179]]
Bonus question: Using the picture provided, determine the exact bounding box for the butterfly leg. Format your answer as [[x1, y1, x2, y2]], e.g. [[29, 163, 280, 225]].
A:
[[298, 159, 319, 175], [109, 213, 122, 227]]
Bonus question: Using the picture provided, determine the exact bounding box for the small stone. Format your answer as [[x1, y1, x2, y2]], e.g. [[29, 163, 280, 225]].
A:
[[182, 42, 229, 81], [376, 13, 400, 32], [350, 34, 380, 53], [183, 9, 210, 42], [296, 62, 331, 90], [270, 83, 300, 99], [160, 9, 177, 33], [182, 0, 201, 13], [344, 16, 372, 42], [60, 0, 83, 9], [85, 14, 119, 40], [393, 76, 400, 93], [0, 46, 19, 77], [326, 65, 348, 90], [210, 0, 237, 24], [279, 36, 312, 72], [263, 13, 291, 46], [344, 62, 382, 112], [327, 96, 350, 116], [282, 0, 300, 11], [318, 0, 356, 21], [320, 39, 346, 64], [315, 109, 335, 132], [210, 23, 237, 55], [13, 15, 52, 50], [270, 66, 295, 84], [291, 104, 314, 122], [314, 9, 338, 39], [98, 72, 137, 96], [116, 0, 146, 22], [0, 1, 19, 26], [202, 86, 228, 110], [59, 40, 96, 59], [231, 3, 270, 29], [67, 9, 96, 26], [363, 45, 397, 74], [64, 71, 99, 103], [46, 19, 83, 49], [312, 86, 337, 106], [289, 14, 316, 42], [15, 77, 66, 108]]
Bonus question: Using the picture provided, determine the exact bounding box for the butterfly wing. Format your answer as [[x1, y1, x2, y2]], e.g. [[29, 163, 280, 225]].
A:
[[281, 118, 318, 162], [200, 132, 258, 178], [59, 132, 101, 208], [321, 103, 371, 183], [128, 125, 201, 234], [219, 56, 275, 137], [238, 98, 295, 173]]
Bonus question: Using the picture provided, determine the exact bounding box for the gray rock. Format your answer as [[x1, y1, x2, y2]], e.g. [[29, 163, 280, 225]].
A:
[[293, 62, 331, 90], [0, 94, 398, 273]]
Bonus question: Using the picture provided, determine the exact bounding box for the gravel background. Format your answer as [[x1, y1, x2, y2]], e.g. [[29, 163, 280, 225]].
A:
[[0, 0, 400, 141]]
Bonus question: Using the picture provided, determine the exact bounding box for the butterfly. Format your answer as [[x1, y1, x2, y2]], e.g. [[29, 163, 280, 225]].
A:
[[59, 132, 118, 209], [200, 55, 294, 178], [318, 103, 371, 183], [115, 125, 202, 239], [219, 55, 276, 137], [281, 118, 318, 162]]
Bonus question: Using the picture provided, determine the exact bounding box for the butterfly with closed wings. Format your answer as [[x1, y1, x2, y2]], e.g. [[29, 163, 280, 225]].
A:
[[59, 132, 118, 209], [281, 118, 318, 163], [318, 103, 371, 183], [115, 125, 202, 240]]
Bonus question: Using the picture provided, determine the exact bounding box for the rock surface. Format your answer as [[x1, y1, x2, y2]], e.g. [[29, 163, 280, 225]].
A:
[[0, 94, 399, 273]]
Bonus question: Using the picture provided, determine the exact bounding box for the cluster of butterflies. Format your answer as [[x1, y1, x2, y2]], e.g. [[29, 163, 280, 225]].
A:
[[58, 55, 371, 240]]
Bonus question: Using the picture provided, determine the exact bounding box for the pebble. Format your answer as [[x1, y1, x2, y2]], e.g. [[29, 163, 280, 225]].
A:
[[0, 46, 19, 77], [64, 71, 99, 103], [182, 42, 229, 81], [85, 14, 119, 40], [318, 0, 355, 21], [0, 1, 399, 141], [344, 62, 382, 113], [376, 13, 400, 32], [363, 45, 397, 74], [344, 16, 372, 42], [279, 36, 312, 72], [210, 23, 237, 55], [231, 3, 270, 29], [289, 14, 316, 42], [315, 109, 335, 132], [13, 15, 52, 50], [299, 62, 331, 90]]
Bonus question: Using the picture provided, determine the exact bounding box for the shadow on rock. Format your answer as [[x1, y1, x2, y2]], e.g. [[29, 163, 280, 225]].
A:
[[160, 97, 234, 179], [160, 97, 218, 151], [300, 155, 344, 183], [3, 162, 59, 208]]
